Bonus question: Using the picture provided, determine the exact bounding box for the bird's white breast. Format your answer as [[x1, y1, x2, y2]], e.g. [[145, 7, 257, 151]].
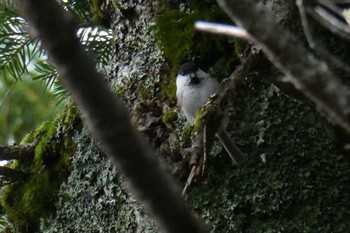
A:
[[176, 71, 221, 124]]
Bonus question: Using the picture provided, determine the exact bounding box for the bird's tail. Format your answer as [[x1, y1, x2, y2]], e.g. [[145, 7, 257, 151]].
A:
[[216, 128, 246, 166]]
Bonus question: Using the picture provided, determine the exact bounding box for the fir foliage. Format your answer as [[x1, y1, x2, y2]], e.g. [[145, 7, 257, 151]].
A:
[[0, 0, 113, 101]]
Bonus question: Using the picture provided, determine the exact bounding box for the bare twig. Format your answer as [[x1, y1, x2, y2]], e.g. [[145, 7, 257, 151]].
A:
[[297, 0, 316, 48], [326, 0, 350, 3], [297, 0, 350, 73], [182, 165, 197, 196], [182, 131, 204, 196], [195, 21, 254, 41], [313, 6, 350, 36], [318, 0, 345, 17], [202, 125, 207, 176], [0, 80, 17, 111], [13, 0, 209, 232], [217, 0, 350, 135], [306, 2, 350, 41], [343, 8, 350, 25]]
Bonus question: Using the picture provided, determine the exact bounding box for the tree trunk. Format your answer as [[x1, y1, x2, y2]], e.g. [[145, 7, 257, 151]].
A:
[[4, 0, 350, 232]]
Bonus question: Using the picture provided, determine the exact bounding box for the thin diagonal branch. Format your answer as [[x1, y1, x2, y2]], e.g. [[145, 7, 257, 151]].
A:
[[13, 0, 209, 232], [0, 80, 16, 111], [296, 0, 350, 73]]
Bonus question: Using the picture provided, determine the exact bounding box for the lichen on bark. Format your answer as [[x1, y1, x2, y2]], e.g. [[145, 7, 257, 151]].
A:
[[4, 0, 350, 232]]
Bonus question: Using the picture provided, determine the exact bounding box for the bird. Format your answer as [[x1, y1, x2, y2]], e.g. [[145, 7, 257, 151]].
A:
[[176, 62, 246, 165]]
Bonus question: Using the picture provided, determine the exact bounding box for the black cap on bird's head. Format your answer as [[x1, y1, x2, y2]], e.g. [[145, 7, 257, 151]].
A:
[[177, 62, 198, 76]]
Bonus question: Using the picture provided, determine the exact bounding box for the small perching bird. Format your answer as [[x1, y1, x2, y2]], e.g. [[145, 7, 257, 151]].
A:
[[176, 62, 246, 165]]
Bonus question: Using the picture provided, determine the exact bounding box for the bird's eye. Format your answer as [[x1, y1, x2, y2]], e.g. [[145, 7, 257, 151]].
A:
[[180, 72, 186, 76]]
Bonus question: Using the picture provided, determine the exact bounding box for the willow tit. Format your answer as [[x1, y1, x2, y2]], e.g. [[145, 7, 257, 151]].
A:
[[176, 62, 246, 165]]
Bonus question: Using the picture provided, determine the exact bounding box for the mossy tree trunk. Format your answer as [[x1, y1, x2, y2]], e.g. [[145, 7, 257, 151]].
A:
[[3, 0, 350, 232]]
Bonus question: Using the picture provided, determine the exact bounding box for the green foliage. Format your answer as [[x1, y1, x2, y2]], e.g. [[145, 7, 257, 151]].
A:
[[60, 0, 110, 27], [78, 26, 113, 68], [0, 0, 113, 144], [0, 214, 12, 232], [0, 0, 113, 100], [153, 1, 241, 100], [59, 0, 91, 23], [1, 104, 78, 232], [154, 9, 194, 68], [0, 4, 40, 83], [187, 81, 350, 232], [0, 78, 57, 145]]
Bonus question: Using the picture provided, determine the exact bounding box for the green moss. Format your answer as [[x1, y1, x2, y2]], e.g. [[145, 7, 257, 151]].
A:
[[182, 125, 194, 146], [162, 109, 178, 129], [153, 1, 242, 100], [159, 78, 177, 102], [1, 103, 79, 232], [153, 8, 194, 99], [178, 105, 219, 147], [32, 121, 58, 172], [88, 0, 110, 27], [21, 132, 36, 145]]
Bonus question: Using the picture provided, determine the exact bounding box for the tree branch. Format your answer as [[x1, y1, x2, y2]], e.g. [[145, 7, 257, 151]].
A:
[[217, 0, 350, 135], [13, 0, 209, 232], [0, 142, 35, 161], [0, 166, 27, 183], [194, 21, 254, 41]]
